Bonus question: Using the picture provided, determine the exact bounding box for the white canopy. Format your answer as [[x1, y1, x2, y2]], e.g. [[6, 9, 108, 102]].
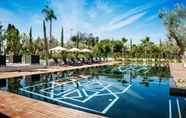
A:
[[68, 48, 81, 52], [49, 46, 67, 53], [81, 48, 92, 53]]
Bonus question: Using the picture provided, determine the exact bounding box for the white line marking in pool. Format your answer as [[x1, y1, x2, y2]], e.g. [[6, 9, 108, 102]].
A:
[[72, 81, 77, 87], [51, 81, 55, 98], [82, 88, 88, 97], [23, 83, 44, 89], [62, 89, 82, 99], [93, 84, 132, 97], [20, 78, 132, 114], [83, 85, 111, 103], [122, 84, 132, 93], [40, 87, 74, 96], [78, 81, 81, 86], [59, 84, 111, 103], [20, 88, 102, 114], [102, 87, 119, 114], [169, 99, 172, 118], [176, 99, 182, 118], [77, 89, 82, 97]]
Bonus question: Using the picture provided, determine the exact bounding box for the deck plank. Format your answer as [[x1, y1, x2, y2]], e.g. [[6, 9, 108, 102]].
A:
[[0, 91, 106, 118]]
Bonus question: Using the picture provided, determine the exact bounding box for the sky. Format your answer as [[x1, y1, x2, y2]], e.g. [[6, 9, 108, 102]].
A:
[[0, 0, 186, 43]]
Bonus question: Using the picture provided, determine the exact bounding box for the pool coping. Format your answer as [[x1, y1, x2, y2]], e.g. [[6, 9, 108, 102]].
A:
[[0, 61, 120, 79], [0, 90, 107, 118]]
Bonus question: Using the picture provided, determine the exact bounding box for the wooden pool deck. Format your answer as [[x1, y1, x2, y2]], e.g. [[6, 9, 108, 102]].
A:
[[0, 91, 106, 118], [0, 62, 120, 118], [169, 63, 186, 95], [0, 61, 120, 79]]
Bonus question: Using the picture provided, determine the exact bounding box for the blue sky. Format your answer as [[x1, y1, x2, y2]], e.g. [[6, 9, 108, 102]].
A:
[[0, 0, 185, 43]]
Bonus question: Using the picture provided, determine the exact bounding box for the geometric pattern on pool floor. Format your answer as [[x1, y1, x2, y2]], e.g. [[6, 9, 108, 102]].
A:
[[20, 78, 132, 114]]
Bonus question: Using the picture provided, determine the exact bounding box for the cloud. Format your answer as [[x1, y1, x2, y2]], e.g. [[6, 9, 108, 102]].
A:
[[95, 0, 113, 14], [87, 9, 97, 18], [90, 3, 152, 35], [94, 11, 146, 34], [0, 8, 18, 25], [108, 4, 150, 25], [49, 0, 95, 42], [108, 0, 169, 26], [92, 0, 170, 37], [145, 14, 158, 22], [87, 0, 114, 19]]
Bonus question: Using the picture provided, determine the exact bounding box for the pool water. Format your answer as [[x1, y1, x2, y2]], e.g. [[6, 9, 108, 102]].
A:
[[0, 65, 186, 118]]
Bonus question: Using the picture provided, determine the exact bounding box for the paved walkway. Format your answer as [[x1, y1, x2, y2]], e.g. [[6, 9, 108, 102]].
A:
[[169, 63, 186, 88], [0, 61, 120, 79], [0, 91, 106, 118]]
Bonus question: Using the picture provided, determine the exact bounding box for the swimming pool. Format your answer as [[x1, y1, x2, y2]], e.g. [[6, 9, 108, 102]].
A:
[[0, 65, 186, 118]]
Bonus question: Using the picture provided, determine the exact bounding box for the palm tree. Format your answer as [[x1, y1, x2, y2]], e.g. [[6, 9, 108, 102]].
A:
[[42, 6, 57, 42], [43, 20, 48, 65], [42, 5, 57, 65]]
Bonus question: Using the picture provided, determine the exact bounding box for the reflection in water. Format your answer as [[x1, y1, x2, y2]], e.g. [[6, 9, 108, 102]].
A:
[[20, 77, 27, 88], [140, 73, 149, 87], [0, 79, 8, 91], [0, 65, 179, 118]]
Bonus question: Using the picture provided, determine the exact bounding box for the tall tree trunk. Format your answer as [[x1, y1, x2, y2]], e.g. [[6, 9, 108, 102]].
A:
[[0, 26, 2, 55], [29, 27, 33, 55], [43, 20, 48, 66], [61, 26, 64, 47], [50, 20, 52, 43], [77, 33, 79, 48]]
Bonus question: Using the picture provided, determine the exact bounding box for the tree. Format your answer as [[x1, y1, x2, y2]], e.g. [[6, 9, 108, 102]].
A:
[[121, 37, 128, 44], [141, 36, 154, 58], [70, 32, 81, 48], [33, 37, 44, 56], [42, 5, 57, 44], [0, 23, 4, 55], [29, 27, 33, 54], [93, 39, 112, 60], [121, 37, 128, 59], [61, 26, 64, 47], [42, 5, 57, 65], [20, 33, 29, 55], [43, 20, 48, 65], [5, 24, 21, 55], [159, 4, 186, 58], [48, 37, 59, 49]]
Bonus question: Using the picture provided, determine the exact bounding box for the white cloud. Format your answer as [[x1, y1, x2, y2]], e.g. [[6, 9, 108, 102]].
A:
[[95, 0, 113, 14], [49, 0, 95, 42], [87, 0, 114, 19], [0, 8, 18, 25], [94, 11, 146, 34], [108, 4, 150, 25], [87, 9, 97, 18], [145, 14, 158, 22]]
